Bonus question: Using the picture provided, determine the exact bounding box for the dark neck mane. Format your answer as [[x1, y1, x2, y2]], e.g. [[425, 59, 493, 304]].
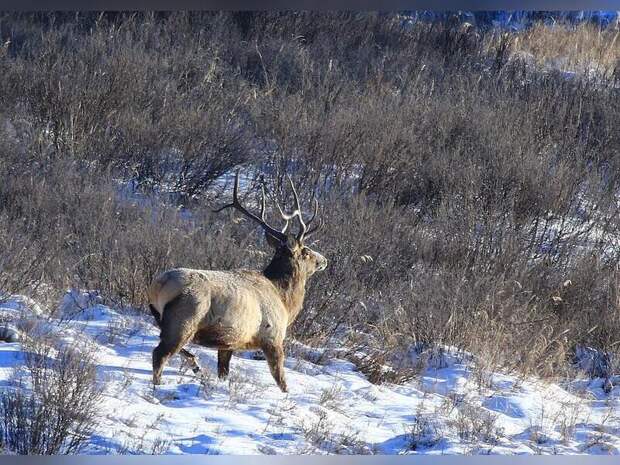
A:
[[263, 253, 307, 324]]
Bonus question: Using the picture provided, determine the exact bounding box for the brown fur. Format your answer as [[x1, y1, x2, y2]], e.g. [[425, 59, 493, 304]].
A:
[[148, 237, 326, 392]]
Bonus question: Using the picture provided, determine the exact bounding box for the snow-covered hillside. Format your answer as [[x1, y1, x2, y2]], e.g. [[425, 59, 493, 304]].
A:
[[0, 293, 618, 455]]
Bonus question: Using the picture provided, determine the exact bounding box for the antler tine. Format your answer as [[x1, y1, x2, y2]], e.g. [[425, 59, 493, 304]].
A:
[[262, 183, 290, 234], [286, 175, 303, 217], [213, 171, 287, 242], [259, 184, 267, 221], [266, 184, 291, 220], [305, 217, 323, 238], [271, 177, 301, 222], [304, 199, 323, 239], [306, 197, 319, 228], [286, 174, 307, 240], [211, 173, 239, 214]]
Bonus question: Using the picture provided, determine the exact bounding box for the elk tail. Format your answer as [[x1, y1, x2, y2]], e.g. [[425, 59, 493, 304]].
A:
[[149, 304, 162, 327]]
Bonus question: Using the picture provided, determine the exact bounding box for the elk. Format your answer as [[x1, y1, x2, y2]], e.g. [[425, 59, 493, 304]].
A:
[[147, 171, 327, 392]]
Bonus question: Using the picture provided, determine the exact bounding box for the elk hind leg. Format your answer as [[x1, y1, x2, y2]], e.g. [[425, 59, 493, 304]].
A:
[[218, 350, 233, 379], [262, 343, 287, 393], [152, 296, 197, 385], [153, 339, 179, 385]]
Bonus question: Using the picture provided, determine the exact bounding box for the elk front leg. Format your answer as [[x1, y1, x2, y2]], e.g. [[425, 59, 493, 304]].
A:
[[262, 343, 287, 393], [218, 350, 233, 379]]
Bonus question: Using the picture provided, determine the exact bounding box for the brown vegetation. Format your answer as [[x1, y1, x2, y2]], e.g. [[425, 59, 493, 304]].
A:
[[0, 12, 618, 381]]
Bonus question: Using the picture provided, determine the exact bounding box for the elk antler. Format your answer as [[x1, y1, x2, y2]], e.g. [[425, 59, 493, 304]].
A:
[[214, 170, 322, 244], [214, 171, 288, 243]]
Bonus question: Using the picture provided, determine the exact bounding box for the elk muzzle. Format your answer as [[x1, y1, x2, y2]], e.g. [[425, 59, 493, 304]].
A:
[[314, 251, 328, 272]]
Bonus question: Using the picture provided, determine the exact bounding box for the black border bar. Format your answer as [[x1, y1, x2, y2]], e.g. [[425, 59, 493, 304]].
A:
[[0, 1, 620, 11]]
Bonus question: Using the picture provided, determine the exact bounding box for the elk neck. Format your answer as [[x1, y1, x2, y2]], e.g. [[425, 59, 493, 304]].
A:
[[263, 252, 307, 325]]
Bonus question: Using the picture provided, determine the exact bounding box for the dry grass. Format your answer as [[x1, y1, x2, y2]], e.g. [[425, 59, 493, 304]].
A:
[[494, 22, 620, 76]]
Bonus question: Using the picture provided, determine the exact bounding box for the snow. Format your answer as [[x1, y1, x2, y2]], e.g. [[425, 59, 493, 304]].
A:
[[0, 294, 618, 455]]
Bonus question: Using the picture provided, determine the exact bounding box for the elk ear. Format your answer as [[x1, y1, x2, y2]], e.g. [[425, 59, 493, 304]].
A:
[[265, 231, 297, 251]]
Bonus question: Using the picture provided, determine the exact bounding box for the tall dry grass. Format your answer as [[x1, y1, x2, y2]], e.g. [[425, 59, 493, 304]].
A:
[[488, 22, 620, 77]]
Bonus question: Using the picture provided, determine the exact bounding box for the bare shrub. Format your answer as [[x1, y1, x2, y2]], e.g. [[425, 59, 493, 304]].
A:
[[117, 435, 172, 455], [0, 338, 103, 454], [0, 216, 46, 300], [318, 384, 345, 412], [298, 408, 370, 454], [408, 413, 443, 451], [227, 371, 267, 406], [449, 402, 503, 445]]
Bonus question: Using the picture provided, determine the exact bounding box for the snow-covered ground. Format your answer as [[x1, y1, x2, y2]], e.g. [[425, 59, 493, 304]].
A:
[[0, 293, 618, 455]]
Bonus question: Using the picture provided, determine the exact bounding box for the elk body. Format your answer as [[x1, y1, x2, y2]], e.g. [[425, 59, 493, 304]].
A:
[[147, 172, 327, 392]]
